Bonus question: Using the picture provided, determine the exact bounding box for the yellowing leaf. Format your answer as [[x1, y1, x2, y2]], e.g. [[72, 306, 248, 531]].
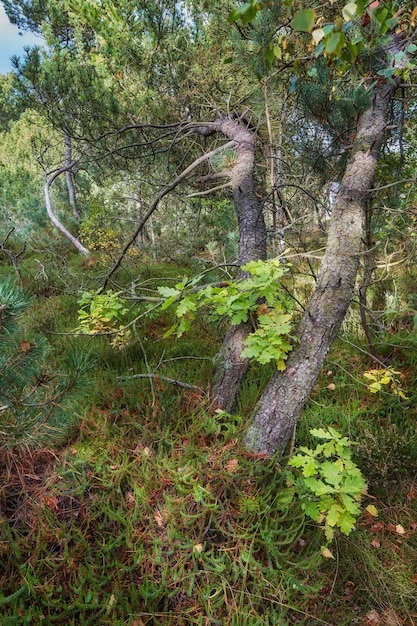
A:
[[325, 31, 345, 56], [380, 376, 391, 385], [321, 546, 335, 559], [312, 28, 325, 44], [363, 370, 378, 380], [397, 390, 409, 400], [366, 504, 379, 517], [396, 524, 406, 535], [342, 2, 357, 21], [273, 44, 282, 60]]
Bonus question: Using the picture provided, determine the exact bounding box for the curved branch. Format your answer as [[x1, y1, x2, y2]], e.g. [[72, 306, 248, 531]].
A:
[[44, 159, 89, 256], [102, 140, 237, 289]]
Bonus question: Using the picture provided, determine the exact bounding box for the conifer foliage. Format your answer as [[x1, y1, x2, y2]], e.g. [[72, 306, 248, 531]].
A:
[[0, 280, 92, 454]]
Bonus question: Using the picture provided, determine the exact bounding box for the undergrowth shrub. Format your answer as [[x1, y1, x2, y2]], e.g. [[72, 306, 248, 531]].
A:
[[0, 279, 93, 455], [356, 423, 417, 490], [0, 396, 326, 625], [288, 428, 367, 542], [336, 531, 417, 620]]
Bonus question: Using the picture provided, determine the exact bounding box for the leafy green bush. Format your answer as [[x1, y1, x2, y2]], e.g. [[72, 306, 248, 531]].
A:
[[288, 427, 367, 541], [158, 259, 294, 370], [80, 206, 120, 252], [76, 290, 132, 349]]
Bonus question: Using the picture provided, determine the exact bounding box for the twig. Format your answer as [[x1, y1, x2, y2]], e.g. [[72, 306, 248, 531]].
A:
[[118, 373, 201, 390], [102, 140, 237, 290], [188, 182, 231, 197], [371, 177, 414, 192]]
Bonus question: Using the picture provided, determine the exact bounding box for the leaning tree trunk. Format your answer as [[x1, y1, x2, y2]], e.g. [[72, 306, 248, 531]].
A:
[[209, 118, 267, 412], [44, 167, 89, 256], [244, 78, 396, 456]]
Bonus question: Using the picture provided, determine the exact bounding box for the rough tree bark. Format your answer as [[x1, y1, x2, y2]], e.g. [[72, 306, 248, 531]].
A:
[[202, 117, 267, 412], [243, 78, 397, 456]]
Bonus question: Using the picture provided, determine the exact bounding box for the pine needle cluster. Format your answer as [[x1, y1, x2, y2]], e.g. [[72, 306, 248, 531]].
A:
[[0, 279, 93, 455]]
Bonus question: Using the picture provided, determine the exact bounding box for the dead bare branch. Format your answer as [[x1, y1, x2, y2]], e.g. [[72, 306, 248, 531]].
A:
[[102, 139, 237, 289]]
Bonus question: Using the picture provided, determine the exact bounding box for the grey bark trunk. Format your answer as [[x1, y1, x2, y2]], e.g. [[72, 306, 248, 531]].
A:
[[210, 118, 267, 411], [64, 133, 80, 220], [44, 170, 89, 256], [244, 80, 396, 456]]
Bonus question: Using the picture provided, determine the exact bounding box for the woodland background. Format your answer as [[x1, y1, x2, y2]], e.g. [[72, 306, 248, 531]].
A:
[[1, 1, 417, 624]]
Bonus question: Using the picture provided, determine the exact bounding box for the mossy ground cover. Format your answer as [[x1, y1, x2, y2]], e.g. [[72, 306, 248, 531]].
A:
[[0, 255, 417, 625]]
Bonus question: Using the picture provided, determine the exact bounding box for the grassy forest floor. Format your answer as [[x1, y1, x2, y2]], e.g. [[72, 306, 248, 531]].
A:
[[1, 250, 417, 625]]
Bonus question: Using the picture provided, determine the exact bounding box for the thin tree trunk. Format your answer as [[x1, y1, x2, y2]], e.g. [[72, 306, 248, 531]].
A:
[[64, 133, 80, 220], [264, 78, 277, 254], [244, 79, 396, 456], [44, 170, 89, 256], [359, 203, 380, 359], [210, 117, 267, 411]]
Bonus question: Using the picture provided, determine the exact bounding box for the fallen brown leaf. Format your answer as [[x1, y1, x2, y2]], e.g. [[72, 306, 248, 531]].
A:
[[371, 521, 385, 533], [20, 340, 32, 353], [125, 491, 135, 509], [225, 458, 239, 473], [407, 483, 416, 501], [363, 609, 381, 626], [321, 546, 334, 559]]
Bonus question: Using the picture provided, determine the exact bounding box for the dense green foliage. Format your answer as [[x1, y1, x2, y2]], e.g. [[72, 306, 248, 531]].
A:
[[1, 0, 417, 623], [1, 255, 417, 623], [0, 280, 92, 453], [159, 259, 294, 368]]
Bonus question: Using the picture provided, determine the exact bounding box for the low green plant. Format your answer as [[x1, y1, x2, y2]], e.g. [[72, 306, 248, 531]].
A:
[[158, 258, 294, 370], [76, 290, 132, 349], [288, 427, 367, 541], [363, 368, 408, 399], [0, 279, 93, 453], [80, 207, 120, 252]]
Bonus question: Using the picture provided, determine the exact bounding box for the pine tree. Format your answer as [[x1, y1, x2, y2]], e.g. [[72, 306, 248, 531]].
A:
[[0, 280, 92, 454]]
